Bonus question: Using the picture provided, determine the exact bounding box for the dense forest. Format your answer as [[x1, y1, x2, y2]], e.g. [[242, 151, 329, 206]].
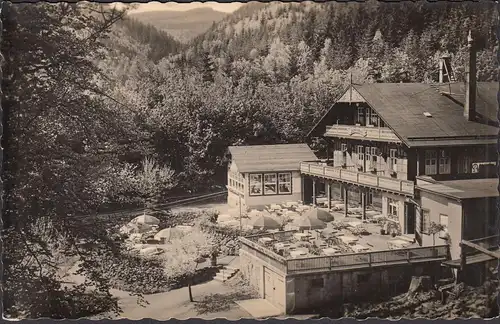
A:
[[2, 1, 498, 318], [111, 0, 498, 190]]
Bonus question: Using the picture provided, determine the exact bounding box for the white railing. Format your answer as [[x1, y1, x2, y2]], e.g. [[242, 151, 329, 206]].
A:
[[325, 125, 401, 142], [300, 162, 414, 196]]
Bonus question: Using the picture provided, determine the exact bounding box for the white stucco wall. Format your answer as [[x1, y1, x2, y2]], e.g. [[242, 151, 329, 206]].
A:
[[419, 191, 462, 260]]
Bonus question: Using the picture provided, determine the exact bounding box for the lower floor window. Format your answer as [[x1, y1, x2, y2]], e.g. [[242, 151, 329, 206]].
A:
[[249, 174, 263, 195], [278, 173, 292, 194], [388, 198, 398, 219], [458, 155, 471, 174], [249, 172, 292, 196], [264, 173, 277, 195]]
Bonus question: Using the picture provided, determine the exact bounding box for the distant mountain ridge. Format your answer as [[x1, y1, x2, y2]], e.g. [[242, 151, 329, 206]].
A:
[[129, 7, 228, 43]]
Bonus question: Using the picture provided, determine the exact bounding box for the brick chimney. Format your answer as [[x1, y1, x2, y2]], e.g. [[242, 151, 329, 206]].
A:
[[464, 30, 477, 121]]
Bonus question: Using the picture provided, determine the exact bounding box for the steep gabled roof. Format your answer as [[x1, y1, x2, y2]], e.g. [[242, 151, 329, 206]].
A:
[[228, 143, 317, 173], [309, 82, 498, 147]]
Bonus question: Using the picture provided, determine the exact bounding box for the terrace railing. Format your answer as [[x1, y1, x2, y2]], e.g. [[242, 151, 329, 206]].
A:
[[286, 245, 449, 274], [240, 232, 449, 275], [325, 125, 401, 143], [300, 161, 414, 196]]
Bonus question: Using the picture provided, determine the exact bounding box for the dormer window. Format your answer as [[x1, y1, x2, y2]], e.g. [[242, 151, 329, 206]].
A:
[[389, 149, 398, 172], [368, 110, 379, 127], [425, 150, 437, 175], [357, 107, 365, 126], [439, 150, 451, 174], [458, 154, 471, 174]]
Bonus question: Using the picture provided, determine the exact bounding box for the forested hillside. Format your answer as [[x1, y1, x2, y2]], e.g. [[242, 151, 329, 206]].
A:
[[130, 8, 228, 42], [185, 1, 497, 82], [107, 0, 497, 191], [2, 1, 498, 318], [107, 17, 183, 63]]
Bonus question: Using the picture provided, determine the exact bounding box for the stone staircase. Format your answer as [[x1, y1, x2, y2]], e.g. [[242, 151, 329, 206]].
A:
[[214, 265, 239, 282]]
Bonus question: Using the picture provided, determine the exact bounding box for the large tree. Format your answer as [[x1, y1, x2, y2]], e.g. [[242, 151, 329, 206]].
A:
[[1, 2, 149, 318]]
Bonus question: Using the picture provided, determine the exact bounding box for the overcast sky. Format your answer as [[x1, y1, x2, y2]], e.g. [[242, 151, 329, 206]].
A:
[[122, 2, 244, 13]]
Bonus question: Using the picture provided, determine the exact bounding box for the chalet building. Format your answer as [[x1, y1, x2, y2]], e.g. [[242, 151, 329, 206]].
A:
[[230, 34, 498, 309], [303, 32, 498, 283], [226, 144, 317, 210]]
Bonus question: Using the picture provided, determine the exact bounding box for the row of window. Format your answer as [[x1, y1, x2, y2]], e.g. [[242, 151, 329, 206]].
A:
[[249, 172, 292, 196], [424, 150, 472, 175], [332, 145, 476, 175], [335, 144, 402, 172], [356, 106, 385, 127]]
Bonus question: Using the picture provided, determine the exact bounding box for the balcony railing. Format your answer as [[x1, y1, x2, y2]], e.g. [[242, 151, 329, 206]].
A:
[[300, 161, 414, 196], [325, 125, 401, 142]]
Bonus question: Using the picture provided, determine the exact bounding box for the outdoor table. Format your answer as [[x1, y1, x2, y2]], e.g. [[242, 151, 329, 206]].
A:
[[387, 239, 410, 250], [296, 206, 307, 212], [340, 235, 359, 245], [351, 244, 370, 253], [258, 237, 275, 245], [290, 249, 308, 258], [333, 203, 345, 210], [285, 210, 300, 218], [294, 233, 311, 241], [316, 197, 328, 205], [347, 221, 363, 228], [313, 239, 328, 248], [270, 204, 281, 210], [274, 242, 291, 250], [322, 247, 340, 256]]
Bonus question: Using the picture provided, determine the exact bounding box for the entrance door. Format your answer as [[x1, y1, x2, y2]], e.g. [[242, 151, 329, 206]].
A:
[[264, 268, 274, 306], [264, 267, 285, 311], [404, 202, 416, 234]]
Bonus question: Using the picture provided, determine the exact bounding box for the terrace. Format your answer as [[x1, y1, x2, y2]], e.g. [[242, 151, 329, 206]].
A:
[[240, 230, 449, 275]]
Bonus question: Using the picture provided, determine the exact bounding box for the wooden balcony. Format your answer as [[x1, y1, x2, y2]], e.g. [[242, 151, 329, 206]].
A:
[[325, 125, 401, 143], [300, 161, 414, 196]]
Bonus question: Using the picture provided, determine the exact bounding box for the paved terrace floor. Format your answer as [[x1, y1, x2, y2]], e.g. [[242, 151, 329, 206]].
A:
[[213, 202, 416, 256]]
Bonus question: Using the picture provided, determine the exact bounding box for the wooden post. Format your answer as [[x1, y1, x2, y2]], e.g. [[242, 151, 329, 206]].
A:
[[327, 182, 332, 210], [361, 189, 367, 221], [301, 175, 305, 203], [344, 184, 349, 217], [326, 142, 330, 165], [312, 178, 317, 206]]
